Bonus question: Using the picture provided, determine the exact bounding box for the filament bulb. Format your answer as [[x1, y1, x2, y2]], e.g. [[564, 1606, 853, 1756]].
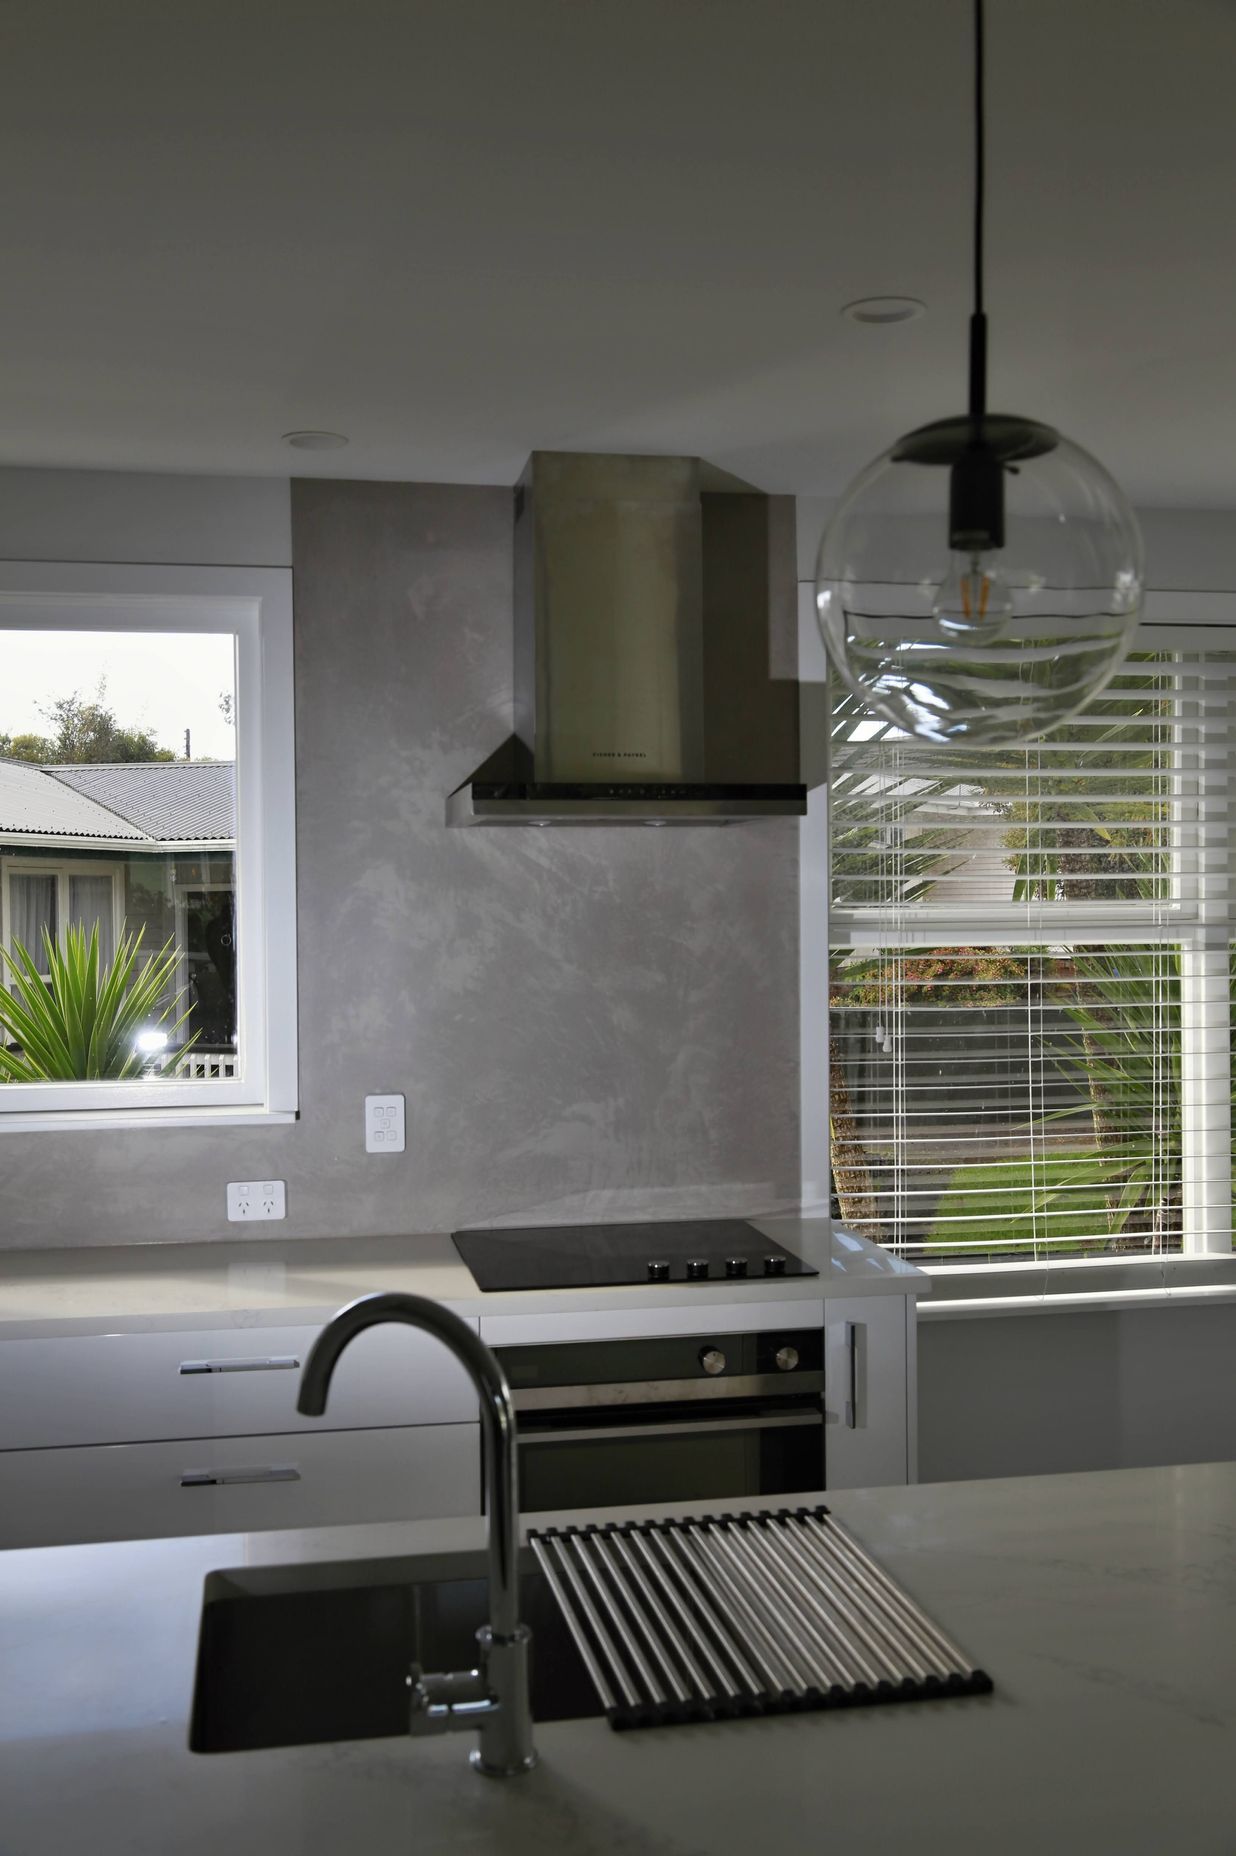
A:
[[932, 551, 1015, 639]]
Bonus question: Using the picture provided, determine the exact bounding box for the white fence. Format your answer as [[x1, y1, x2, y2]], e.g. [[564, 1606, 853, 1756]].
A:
[[171, 1051, 239, 1080]]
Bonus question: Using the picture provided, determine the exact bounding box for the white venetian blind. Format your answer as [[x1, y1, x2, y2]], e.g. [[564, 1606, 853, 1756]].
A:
[[826, 649, 1234, 1262]]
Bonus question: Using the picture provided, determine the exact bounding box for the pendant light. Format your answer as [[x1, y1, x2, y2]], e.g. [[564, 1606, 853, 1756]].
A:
[[815, 0, 1143, 747]]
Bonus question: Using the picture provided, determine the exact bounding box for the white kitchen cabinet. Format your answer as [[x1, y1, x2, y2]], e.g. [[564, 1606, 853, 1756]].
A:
[[0, 1312, 486, 1548], [0, 1422, 481, 1549], [0, 1318, 478, 1451], [823, 1294, 915, 1489]]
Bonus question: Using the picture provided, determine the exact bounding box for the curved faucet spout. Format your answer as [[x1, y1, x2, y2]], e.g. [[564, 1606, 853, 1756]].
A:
[[298, 1291, 521, 1640], [297, 1292, 535, 1774]]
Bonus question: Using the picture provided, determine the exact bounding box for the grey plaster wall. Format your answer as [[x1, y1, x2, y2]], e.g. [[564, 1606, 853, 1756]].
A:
[[918, 1304, 1236, 1482], [0, 473, 800, 1247]]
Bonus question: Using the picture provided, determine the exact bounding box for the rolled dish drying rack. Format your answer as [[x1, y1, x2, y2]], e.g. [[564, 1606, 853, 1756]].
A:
[[528, 1506, 992, 1731]]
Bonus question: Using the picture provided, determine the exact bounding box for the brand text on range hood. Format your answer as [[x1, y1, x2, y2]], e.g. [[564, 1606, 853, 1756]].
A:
[[446, 452, 805, 826]]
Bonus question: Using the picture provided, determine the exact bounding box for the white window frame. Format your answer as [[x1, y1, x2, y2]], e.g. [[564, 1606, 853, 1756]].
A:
[[801, 589, 1236, 1263], [0, 562, 297, 1127], [2, 857, 125, 978]]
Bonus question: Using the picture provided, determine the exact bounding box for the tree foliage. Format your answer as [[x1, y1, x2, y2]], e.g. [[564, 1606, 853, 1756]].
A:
[[0, 688, 174, 764]]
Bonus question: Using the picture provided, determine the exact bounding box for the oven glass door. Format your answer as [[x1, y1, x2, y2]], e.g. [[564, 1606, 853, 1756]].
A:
[[517, 1408, 824, 1512]]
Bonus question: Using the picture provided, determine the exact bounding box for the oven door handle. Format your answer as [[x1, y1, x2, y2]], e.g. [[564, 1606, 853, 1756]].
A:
[[511, 1371, 823, 1412], [518, 1411, 822, 1447]]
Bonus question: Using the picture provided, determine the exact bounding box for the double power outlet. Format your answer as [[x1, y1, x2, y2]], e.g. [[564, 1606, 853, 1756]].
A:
[[225, 1095, 406, 1222], [226, 1180, 287, 1222]]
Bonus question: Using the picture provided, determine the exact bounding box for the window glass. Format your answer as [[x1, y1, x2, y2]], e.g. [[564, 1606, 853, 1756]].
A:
[[68, 874, 115, 967], [827, 645, 1233, 1264], [8, 874, 56, 976], [0, 630, 237, 1086], [829, 943, 1182, 1262]]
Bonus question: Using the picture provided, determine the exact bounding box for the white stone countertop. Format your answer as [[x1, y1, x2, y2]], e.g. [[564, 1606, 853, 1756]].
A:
[[0, 1217, 926, 1339], [1, 1462, 1234, 1855]]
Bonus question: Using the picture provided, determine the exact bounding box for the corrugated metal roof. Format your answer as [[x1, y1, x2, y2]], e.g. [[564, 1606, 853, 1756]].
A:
[[0, 759, 235, 844], [45, 763, 235, 842], [0, 759, 147, 841]]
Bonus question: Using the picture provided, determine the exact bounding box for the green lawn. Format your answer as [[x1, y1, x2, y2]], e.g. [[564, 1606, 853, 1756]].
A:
[[928, 1155, 1122, 1255]]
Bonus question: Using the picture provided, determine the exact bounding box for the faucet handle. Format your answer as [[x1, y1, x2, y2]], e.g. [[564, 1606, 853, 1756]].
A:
[[408, 1664, 498, 1736]]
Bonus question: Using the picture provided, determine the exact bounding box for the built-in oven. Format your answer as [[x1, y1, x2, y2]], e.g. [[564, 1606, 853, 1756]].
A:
[[496, 1328, 824, 1512]]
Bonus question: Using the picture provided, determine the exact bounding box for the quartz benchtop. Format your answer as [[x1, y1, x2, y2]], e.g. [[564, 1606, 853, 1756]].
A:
[[0, 1217, 925, 1340], [2, 1461, 1234, 1856]]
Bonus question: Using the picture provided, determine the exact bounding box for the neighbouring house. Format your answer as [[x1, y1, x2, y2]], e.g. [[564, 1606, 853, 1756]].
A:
[[0, 759, 236, 1071]]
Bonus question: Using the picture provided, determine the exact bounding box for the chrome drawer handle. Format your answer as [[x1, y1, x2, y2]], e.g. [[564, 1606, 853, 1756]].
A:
[[180, 1464, 301, 1487], [178, 1356, 301, 1375]]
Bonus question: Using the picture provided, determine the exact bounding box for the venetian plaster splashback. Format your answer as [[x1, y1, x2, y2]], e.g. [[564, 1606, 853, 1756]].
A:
[[0, 472, 799, 1246], [289, 478, 801, 1233]]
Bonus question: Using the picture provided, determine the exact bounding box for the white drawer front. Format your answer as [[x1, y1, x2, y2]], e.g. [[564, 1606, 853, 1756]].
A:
[[0, 1423, 481, 1549], [0, 1319, 480, 1450]]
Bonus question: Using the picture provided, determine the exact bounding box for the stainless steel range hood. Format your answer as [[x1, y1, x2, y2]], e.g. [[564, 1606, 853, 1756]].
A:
[[446, 452, 805, 826]]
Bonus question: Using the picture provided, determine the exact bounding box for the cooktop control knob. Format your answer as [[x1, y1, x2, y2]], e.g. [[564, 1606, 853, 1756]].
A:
[[724, 1257, 748, 1278], [647, 1260, 670, 1282], [763, 1255, 787, 1277], [686, 1258, 710, 1280], [700, 1348, 727, 1376], [775, 1345, 800, 1373]]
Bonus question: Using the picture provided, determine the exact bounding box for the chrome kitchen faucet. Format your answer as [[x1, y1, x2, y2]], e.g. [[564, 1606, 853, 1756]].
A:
[[297, 1291, 536, 1777]]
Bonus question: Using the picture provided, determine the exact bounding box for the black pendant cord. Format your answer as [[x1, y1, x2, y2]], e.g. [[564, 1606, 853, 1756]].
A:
[[967, 0, 987, 422]]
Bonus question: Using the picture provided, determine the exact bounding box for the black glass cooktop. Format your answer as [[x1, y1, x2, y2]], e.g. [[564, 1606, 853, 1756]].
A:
[[450, 1219, 818, 1292]]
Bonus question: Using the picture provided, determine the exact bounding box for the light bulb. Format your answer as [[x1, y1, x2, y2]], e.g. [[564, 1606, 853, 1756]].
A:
[[815, 422, 1142, 744], [931, 551, 1015, 639]]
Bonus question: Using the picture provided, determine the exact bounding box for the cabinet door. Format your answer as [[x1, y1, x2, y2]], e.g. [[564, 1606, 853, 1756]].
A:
[[0, 1319, 480, 1451], [0, 1423, 481, 1549], [823, 1296, 910, 1489]]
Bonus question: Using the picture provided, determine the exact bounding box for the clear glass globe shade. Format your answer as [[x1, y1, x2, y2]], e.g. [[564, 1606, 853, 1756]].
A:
[[814, 427, 1144, 746]]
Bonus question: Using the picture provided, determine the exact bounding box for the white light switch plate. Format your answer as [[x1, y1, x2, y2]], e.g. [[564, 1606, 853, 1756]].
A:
[[365, 1094, 406, 1153], [227, 1180, 287, 1221]]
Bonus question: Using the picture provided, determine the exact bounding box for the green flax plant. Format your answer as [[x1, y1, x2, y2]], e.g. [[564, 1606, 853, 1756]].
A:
[[0, 922, 196, 1082]]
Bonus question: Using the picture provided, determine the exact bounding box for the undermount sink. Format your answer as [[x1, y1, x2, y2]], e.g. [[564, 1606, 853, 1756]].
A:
[[190, 1551, 602, 1754]]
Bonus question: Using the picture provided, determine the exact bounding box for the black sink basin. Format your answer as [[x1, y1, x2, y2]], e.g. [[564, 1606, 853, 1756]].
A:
[[190, 1562, 603, 1753]]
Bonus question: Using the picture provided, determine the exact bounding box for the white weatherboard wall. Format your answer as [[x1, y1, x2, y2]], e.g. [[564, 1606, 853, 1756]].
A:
[[0, 468, 799, 1248]]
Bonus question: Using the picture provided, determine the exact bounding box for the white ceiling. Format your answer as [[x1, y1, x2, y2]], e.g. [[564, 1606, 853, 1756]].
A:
[[4, 0, 1235, 502]]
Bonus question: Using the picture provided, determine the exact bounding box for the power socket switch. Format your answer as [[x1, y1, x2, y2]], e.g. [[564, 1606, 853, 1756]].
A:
[[365, 1094, 406, 1153], [227, 1180, 287, 1222]]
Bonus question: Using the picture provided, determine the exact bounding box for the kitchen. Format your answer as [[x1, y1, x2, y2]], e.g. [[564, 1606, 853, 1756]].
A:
[[2, 0, 1236, 1850]]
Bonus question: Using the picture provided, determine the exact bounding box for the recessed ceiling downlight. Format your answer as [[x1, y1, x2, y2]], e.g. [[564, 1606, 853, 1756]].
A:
[[842, 297, 926, 325], [282, 430, 349, 450]]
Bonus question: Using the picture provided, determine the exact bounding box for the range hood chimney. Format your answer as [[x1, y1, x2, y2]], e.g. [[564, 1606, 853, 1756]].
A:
[[446, 451, 806, 826]]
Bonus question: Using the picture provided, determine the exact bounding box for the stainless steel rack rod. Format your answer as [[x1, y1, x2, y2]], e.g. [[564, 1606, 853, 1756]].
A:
[[527, 1511, 992, 1731], [808, 1515, 976, 1674]]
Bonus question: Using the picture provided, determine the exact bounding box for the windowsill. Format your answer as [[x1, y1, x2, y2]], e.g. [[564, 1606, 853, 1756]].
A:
[[0, 1106, 298, 1132], [920, 1252, 1236, 1319]]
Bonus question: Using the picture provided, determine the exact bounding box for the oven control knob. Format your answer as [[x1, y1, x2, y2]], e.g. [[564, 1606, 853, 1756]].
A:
[[699, 1348, 727, 1376], [647, 1260, 670, 1282], [775, 1346, 800, 1373], [763, 1255, 787, 1276], [724, 1257, 748, 1278], [686, 1259, 710, 1280]]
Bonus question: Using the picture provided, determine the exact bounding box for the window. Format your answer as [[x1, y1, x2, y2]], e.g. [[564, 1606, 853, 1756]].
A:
[[825, 611, 1233, 1265], [0, 562, 296, 1125], [3, 859, 124, 975]]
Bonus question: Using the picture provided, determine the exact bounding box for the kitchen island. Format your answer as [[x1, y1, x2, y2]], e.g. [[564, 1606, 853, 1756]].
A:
[[2, 1461, 1233, 1855]]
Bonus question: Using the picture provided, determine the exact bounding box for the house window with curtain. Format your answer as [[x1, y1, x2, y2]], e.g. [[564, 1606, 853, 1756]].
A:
[[3, 861, 123, 978], [826, 615, 1233, 1266]]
